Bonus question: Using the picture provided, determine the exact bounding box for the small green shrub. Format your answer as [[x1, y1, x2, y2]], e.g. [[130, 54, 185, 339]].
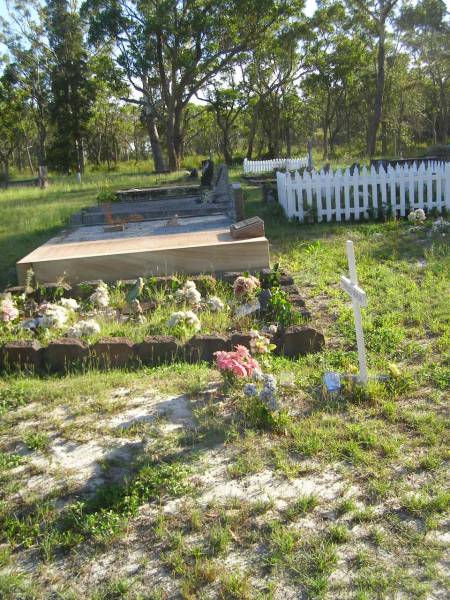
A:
[[96, 189, 117, 204], [23, 432, 51, 452], [0, 452, 23, 470]]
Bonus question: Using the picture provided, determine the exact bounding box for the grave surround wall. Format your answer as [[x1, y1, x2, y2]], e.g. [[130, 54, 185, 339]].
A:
[[1, 271, 325, 373], [0, 326, 324, 374]]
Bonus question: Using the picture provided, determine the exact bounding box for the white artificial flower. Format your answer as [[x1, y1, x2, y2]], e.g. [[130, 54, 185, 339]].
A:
[[67, 319, 101, 338], [176, 280, 202, 306], [207, 296, 225, 312], [168, 310, 201, 332], [39, 303, 69, 329], [184, 310, 201, 331], [60, 298, 79, 311], [415, 208, 426, 222], [89, 282, 110, 308]]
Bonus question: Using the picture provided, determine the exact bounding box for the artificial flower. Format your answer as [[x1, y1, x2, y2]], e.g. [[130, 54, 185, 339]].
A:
[[0, 294, 19, 323], [232, 275, 260, 298], [176, 280, 202, 306], [38, 302, 69, 329], [67, 319, 101, 338], [249, 329, 274, 354], [207, 296, 225, 312], [214, 345, 260, 378], [168, 310, 201, 332], [60, 298, 79, 311], [89, 282, 110, 308]]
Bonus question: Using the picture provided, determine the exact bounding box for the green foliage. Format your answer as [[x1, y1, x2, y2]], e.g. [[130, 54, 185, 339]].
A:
[[96, 189, 117, 203], [23, 431, 51, 452], [131, 462, 191, 502], [266, 287, 294, 327], [0, 452, 23, 470]]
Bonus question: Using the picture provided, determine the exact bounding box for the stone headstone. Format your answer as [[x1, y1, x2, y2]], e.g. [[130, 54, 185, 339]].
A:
[[211, 164, 231, 204]]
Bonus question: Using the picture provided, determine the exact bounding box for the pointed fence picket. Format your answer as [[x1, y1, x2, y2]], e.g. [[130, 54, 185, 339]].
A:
[[276, 162, 450, 223], [243, 157, 308, 174]]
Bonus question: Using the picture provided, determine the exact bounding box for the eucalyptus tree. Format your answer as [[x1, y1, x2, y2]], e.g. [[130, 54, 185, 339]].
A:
[[0, 0, 51, 175], [240, 18, 310, 159], [45, 0, 96, 173], [398, 0, 450, 145], [345, 0, 400, 156], [197, 73, 247, 165], [82, 0, 300, 171], [0, 71, 29, 179]]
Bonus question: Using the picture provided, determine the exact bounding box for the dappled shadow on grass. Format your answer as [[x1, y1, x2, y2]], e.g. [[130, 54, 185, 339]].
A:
[[0, 390, 234, 569]]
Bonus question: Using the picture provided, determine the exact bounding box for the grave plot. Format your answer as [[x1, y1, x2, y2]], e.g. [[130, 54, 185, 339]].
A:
[[0, 269, 324, 373], [16, 166, 268, 285]]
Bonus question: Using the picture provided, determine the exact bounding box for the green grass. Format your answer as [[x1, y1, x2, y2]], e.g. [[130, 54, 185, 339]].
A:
[[0, 167, 448, 598]]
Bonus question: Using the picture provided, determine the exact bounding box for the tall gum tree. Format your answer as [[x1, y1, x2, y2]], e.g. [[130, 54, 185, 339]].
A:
[[398, 0, 449, 145], [346, 0, 400, 156], [82, 0, 303, 171], [0, 0, 51, 178]]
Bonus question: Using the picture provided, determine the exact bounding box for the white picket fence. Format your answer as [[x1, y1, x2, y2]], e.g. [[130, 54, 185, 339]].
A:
[[243, 157, 308, 174], [276, 162, 450, 223]]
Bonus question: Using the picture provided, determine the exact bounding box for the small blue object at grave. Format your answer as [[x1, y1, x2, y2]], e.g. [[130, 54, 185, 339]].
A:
[[323, 371, 341, 395]]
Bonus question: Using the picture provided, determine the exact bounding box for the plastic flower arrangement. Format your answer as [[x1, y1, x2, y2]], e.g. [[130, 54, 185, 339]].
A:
[[0, 294, 19, 323], [207, 295, 225, 312], [60, 298, 79, 311], [168, 310, 201, 332], [176, 280, 202, 306], [232, 275, 260, 298], [38, 302, 69, 329], [249, 329, 276, 355], [244, 373, 278, 411], [67, 319, 101, 338], [408, 208, 426, 224], [89, 282, 110, 308], [214, 345, 260, 379]]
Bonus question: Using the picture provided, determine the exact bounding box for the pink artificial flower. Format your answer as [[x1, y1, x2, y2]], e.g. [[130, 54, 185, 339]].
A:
[[0, 296, 19, 323], [214, 346, 260, 378]]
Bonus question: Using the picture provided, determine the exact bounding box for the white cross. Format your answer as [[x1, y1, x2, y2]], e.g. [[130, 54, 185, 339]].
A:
[[340, 240, 368, 384]]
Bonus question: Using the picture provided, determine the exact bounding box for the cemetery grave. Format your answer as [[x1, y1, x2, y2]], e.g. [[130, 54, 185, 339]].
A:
[[0, 267, 323, 373], [16, 165, 269, 285], [0, 172, 448, 599]]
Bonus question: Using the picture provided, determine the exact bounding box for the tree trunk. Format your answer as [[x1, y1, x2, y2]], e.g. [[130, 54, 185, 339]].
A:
[[246, 102, 260, 160], [167, 103, 183, 171], [286, 126, 292, 157], [368, 21, 386, 157], [381, 120, 387, 155], [144, 112, 166, 173], [76, 136, 85, 174], [322, 122, 329, 160]]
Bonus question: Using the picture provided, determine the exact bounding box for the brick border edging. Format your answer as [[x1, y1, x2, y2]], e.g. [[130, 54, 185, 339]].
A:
[[0, 327, 325, 374]]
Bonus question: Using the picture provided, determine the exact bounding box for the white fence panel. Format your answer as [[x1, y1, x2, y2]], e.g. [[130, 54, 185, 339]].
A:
[[244, 157, 308, 174], [276, 162, 450, 224]]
